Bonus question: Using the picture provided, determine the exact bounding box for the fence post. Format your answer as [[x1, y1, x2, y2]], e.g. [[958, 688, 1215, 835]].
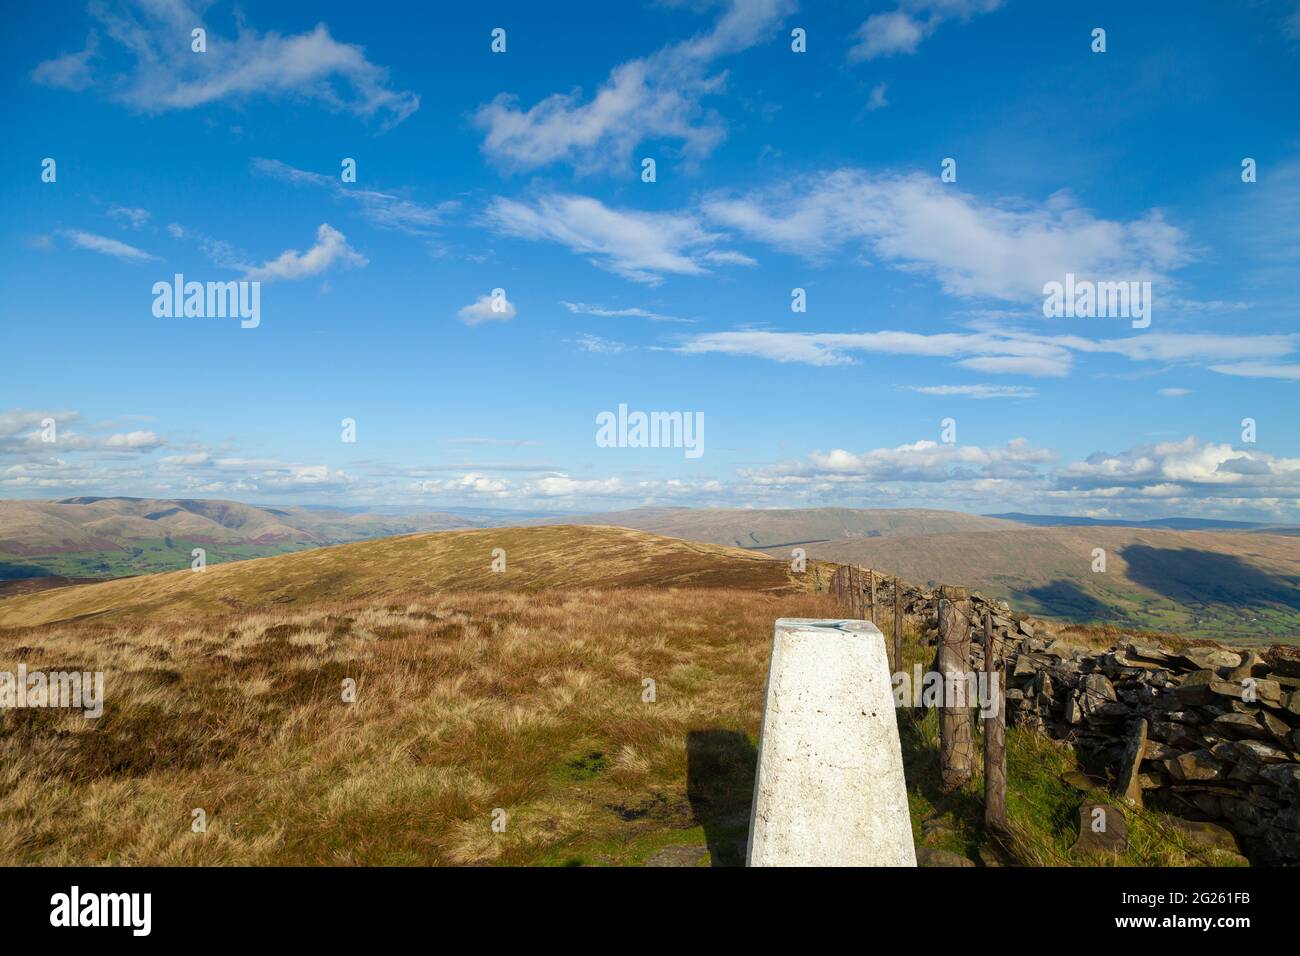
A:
[[983, 609, 1007, 834], [893, 577, 902, 674], [869, 569, 877, 625], [938, 584, 974, 792]]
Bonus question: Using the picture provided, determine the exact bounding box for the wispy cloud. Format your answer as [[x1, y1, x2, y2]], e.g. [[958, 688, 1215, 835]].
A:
[[703, 168, 1191, 302], [1207, 361, 1300, 380], [902, 384, 1038, 399], [849, 0, 1005, 62], [252, 158, 456, 237], [483, 194, 753, 284], [560, 300, 692, 323], [30, 31, 98, 89], [107, 205, 150, 229], [575, 333, 628, 354], [676, 328, 1298, 379], [474, 0, 793, 172], [58, 229, 158, 262], [33, 2, 418, 129]]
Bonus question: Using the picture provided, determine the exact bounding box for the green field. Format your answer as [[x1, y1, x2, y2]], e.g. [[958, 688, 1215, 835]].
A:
[[0, 538, 314, 581]]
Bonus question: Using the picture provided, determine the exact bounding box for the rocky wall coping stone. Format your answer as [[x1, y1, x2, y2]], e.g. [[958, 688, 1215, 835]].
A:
[[1181, 648, 1244, 672], [1164, 750, 1226, 781]]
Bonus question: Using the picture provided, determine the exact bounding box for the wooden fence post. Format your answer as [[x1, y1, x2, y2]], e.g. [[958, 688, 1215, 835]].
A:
[[869, 570, 877, 625], [937, 585, 974, 792], [983, 609, 1007, 834], [892, 577, 902, 674]]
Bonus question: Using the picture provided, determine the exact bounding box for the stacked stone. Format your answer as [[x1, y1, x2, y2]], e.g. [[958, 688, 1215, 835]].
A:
[[870, 576, 1300, 865], [1001, 635, 1300, 864]]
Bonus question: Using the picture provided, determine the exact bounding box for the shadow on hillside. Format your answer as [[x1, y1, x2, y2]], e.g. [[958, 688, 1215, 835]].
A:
[[1023, 580, 1117, 620], [686, 729, 757, 867], [1121, 545, 1300, 611]]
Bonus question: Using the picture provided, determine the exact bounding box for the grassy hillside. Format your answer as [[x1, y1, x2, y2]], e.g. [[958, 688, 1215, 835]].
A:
[[543, 506, 1027, 548], [788, 526, 1300, 642], [0, 497, 476, 581], [0, 525, 808, 628], [0, 526, 1244, 866]]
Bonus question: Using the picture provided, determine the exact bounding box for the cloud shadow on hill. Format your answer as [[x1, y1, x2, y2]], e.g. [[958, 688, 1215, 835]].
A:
[[1022, 579, 1118, 620], [1120, 545, 1300, 612]]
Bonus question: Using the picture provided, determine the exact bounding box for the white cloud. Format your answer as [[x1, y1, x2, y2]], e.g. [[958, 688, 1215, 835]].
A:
[[59, 229, 158, 262], [243, 224, 367, 283], [107, 205, 150, 229], [483, 194, 751, 284], [703, 169, 1191, 302], [458, 291, 516, 327], [677, 328, 1297, 379], [560, 300, 691, 323], [474, 0, 793, 172], [747, 438, 1054, 486], [30, 32, 98, 90], [865, 83, 889, 111], [528, 475, 628, 498], [1055, 437, 1300, 501], [33, 3, 418, 129], [414, 473, 510, 497], [575, 333, 627, 354], [1207, 362, 1300, 380], [0, 410, 78, 438], [849, 1, 1004, 62], [252, 158, 456, 236], [903, 384, 1038, 399], [677, 329, 1074, 374], [160, 452, 211, 467], [1158, 387, 1191, 397]]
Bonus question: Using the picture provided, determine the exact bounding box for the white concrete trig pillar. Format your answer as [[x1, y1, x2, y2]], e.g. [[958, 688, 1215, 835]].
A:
[[746, 618, 916, 867]]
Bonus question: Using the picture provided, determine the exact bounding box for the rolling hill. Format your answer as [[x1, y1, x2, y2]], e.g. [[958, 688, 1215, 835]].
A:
[[540, 506, 1028, 548], [0, 525, 814, 628], [0, 497, 476, 580], [0, 524, 1241, 867], [779, 526, 1300, 641]]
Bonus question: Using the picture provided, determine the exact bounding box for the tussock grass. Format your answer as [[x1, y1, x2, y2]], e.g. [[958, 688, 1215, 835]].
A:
[[0, 527, 1241, 866], [0, 585, 838, 865]]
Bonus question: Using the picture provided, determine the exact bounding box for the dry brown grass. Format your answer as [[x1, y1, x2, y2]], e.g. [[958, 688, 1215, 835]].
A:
[[0, 580, 841, 865], [0, 525, 810, 629], [0, 526, 1244, 867]]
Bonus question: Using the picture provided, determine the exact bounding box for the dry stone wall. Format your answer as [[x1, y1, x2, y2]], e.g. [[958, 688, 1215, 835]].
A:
[[847, 572, 1300, 865]]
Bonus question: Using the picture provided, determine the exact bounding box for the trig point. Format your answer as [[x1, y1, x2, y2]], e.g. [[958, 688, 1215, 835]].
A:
[[747, 618, 916, 867]]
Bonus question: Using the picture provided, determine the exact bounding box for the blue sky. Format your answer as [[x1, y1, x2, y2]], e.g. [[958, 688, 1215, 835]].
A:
[[2, 0, 1298, 519]]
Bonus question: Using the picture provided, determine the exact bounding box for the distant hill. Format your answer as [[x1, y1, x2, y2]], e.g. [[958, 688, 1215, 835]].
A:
[[539, 506, 1028, 548], [780, 526, 1300, 642], [0, 496, 476, 580], [988, 512, 1300, 533]]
